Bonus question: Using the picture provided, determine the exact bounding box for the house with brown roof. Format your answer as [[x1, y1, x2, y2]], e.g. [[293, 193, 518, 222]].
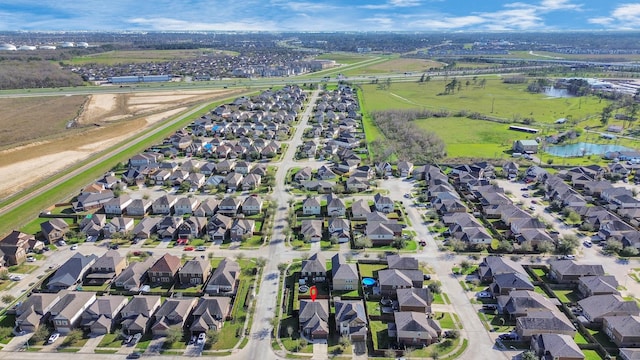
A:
[[40, 218, 70, 244], [120, 295, 162, 335], [205, 258, 240, 294], [179, 258, 211, 286], [148, 254, 181, 284], [335, 299, 367, 341], [230, 218, 255, 242], [151, 298, 198, 336], [397, 288, 432, 313], [0, 230, 41, 265], [81, 295, 128, 335], [85, 250, 127, 285], [389, 312, 441, 347], [301, 253, 327, 283], [15, 293, 62, 333], [331, 254, 358, 291], [189, 296, 232, 335], [299, 299, 329, 340]]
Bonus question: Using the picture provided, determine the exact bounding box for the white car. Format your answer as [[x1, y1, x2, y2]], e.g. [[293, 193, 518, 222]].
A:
[[26, 256, 35, 262], [197, 332, 206, 345], [10, 275, 22, 281], [70, 244, 78, 250], [47, 333, 60, 344], [57, 240, 66, 246], [477, 291, 492, 298]]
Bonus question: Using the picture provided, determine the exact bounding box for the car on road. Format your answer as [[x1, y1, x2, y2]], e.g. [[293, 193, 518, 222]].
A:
[[26, 256, 35, 262], [477, 291, 492, 298], [520, 187, 529, 191], [70, 244, 78, 250], [419, 240, 427, 246], [47, 333, 60, 344], [126, 352, 142, 359], [10, 275, 22, 281], [197, 332, 206, 345], [110, 244, 119, 250], [184, 246, 194, 251], [529, 205, 536, 211], [522, 193, 530, 198], [583, 240, 592, 248], [195, 246, 206, 251], [560, 255, 576, 260]]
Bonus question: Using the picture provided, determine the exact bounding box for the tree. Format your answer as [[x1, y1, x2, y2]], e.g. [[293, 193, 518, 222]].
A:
[[449, 238, 467, 252], [460, 260, 473, 273], [601, 104, 614, 126], [428, 282, 442, 294], [604, 239, 623, 254], [62, 329, 83, 346], [392, 237, 406, 249], [203, 329, 219, 350], [0, 327, 12, 343], [278, 263, 288, 273], [566, 210, 581, 224], [385, 349, 396, 359], [354, 236, 372, 249], [497, 240, 514, 252], [1, 294, 15, 304], [164, 325, 183, 345], [521, 350, 537, 360], [558, 234, 580, 255], [30, 326, 49, 344]]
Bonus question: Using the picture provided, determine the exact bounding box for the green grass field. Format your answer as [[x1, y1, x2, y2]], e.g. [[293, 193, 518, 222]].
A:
[[315, 52, 377, 65], [66, 49, 238, 65]]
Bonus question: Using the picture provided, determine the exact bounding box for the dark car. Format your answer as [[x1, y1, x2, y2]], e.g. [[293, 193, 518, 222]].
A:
[[482, 304, 497, 311], [127, 352, 141, 359], [423, 274, 431, 280], [499, 333, 517, 340]]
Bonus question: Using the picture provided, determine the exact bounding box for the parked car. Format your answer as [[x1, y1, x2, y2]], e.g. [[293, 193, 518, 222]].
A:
[[482, 304, 497, 311], [70, 244, 78, 250], [184, 246, 195, 251], [126, 352, 141, 359], [10, 275, 22, 281], [124, 335, 133, 344], [26, 256, 35, 262], [583, 240, 592, 248], [499, 333, 517, 340], [47, 333, 60, 344], [423, 274, 431, 280], [131, 333, 142, 345], [560, 255, 575, 260], [195, 246, 206, 251], [57, 240, 66, 246], [522, 193, 530, 198], [477, 291, 492, 298], [419, 240, 427, 246], [197, 332, 206, 345]]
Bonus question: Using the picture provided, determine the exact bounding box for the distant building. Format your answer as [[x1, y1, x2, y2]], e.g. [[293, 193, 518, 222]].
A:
[[513, 139, 539, 154], [109, 75, 172, 84]]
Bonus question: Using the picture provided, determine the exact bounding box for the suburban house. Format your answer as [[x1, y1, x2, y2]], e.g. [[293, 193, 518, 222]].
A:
[[177, 216, 207, 240], [603, 315, 640, 347], [331, 254, 358, 291], [242, 195, 263, 215], [350, 199, 372, 220], [151, 298, 198, 336], [334, 299, 367, 341], [619, 348, 640, 360], [47, 253, 98, 291], [578, 276, 620, 298], [302, 197, 321, 216], [300, 220, 323, 242], [72, 190, 114, 212], [478, 256, 526, 283], [326, 194, 346, 217], [120, 295, 162, 335], [178, 258, 211, 286], [328, 218, 350, 243], [497, 290, 560, 319], [230, 218, 255, 242], [113, 257, 155, 291], [48, 290, 97, 334], [152, 195, 178, 215], [132, 217, 160, 239], [79, 214, 106, 238], [205, 258, 240, 294], [378, 269, 423, 297], [366, 221, 402, 246], [103, 194, 133, 215], [174, 197, 201, 216], [515, 310, 576, 340], [81, 295, 128, 335], [207, 213, 233, 241], [397, 161, 414, 177], [301, 253, 327, 283], [531, 333, 584, 360], [397, 288, 432, 313], [387, 255, 419, 270], [148, 254, 182, 284], [578, 294, 640, 325], [389, 311, 441, 347], [218, 197, 241, 215], [189, 296, 232, 335], [127, 198, 153, 216], [15, 292, 63, 332], [40, 218, 70, 244], [0, 230, 41, 265], [373, 194, 394, 213], [103, 216, 134, 239], [299, 299, 329, 340], [549, 260, 605, 283], [194, 198, 219, 217], [490, 272, 534, 296], [85, 250, 127, 285]]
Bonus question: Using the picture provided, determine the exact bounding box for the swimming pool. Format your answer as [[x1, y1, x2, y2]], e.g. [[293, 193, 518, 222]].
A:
[[362, 277, 376, 286], [545, 142, 634, 157]]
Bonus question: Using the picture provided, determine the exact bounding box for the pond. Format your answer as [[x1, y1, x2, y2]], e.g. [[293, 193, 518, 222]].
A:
[[544, 142, 635, 157]]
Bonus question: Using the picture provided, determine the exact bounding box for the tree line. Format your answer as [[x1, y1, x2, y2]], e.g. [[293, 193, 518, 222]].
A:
[[0, 60, 83, 89], [369, 109, 446, 164]]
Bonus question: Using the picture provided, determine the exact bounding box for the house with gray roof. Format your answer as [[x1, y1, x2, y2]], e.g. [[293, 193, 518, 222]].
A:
[[619, 348, 640, 360], [113, 257, 155, 291], [179, 258, 211, 286], [47, 253, 98, 291], [478, 256, 526, 283], [48, 290, 97, 333], [205, 258, 240, 294], [387, 255, 419, 270], [490, 272, 534, 296], [132, 217, 161, 239], [85, 250, 126, 285], [497, 290, 560, 319], [301, 253, 327, 283], [189, 296, 232, 335], [397, 288, 432, 313], [335, 299, 367, 341], [331, 254, 358, 291], [300, 220, 323, 243], [299, 299, 329, 340], [302, 197, 321, 216], [389, 311, 441, 347], [378, 269, 423, 297], [578, 276, 620, 298], [120, 295, 162, 335], [531, 333, 584, 360], [603, 315, 640, 347], [578, 294, 640, 325], [151, 298, 198, 336], [549, 260, 605, 284], [350, 199, 371, 220], [81, 295, 128, 335], [515, 310, 576, 340], [15, 292, 62, 333]]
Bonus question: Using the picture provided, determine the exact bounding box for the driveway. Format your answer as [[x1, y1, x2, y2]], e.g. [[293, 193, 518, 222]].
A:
[[78, 333, 105, 353], [311, 342, 328, 360]]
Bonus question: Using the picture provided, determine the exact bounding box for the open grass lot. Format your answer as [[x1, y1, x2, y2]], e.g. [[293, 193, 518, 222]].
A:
[[67, 49, 238, 65], [0, 96, 87, 150], [343, 58, 443, 75]]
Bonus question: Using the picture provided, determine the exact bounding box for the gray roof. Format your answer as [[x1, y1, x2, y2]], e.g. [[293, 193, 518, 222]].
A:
[[378, 269, 422, 287], [578, 276, 619, 295], [478, 256, 526, 279], [121, 295, 161, 318], [497, 290, 559, 315], [578, 294, 640, 320], [620, 348, 640, 360], [91, 250, 124, 271], [48, 253, 98, 288], [301, 253, 326, 274], [114, 257, 155, 289], [335, 299, 366, 325], [50, 291, 96, 322], [533, 333, 583, 359], [331, 254, 358, 281], [603, 315, 640, 337], [299, 299, 329, 333], [397, 288, 432, 309], [83, 295, 128, 320], [516, 310, 575, 332], [208, 258, 240, 287], [492, 272, 534, 291], [394, 311, 441, 338], [551, 260, 605, 277], [387, 255, 419, 270], [179, 258, 210, 275]]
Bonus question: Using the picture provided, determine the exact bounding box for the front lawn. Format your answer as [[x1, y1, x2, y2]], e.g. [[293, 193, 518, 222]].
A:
[[97, 333, 123, 348]]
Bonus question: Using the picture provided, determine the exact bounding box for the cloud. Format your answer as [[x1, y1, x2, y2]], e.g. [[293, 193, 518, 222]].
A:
[[127, 17, 277, 31], [588, 3, 640, 29], [360, 0, 421, 10]]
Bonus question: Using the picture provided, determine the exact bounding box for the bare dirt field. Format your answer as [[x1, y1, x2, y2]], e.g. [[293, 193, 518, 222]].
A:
[[0, 88, 241, 200], [362, 58, 444, 73]]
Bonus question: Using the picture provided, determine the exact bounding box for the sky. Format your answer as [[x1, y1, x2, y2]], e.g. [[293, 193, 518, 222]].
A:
[[1, 0, 640, 32]]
